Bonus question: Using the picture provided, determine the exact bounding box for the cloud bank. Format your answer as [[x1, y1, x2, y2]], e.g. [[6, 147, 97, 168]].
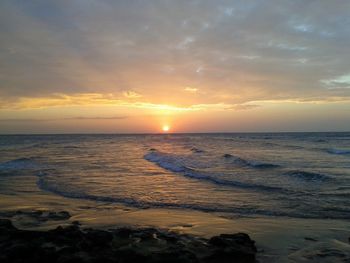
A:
[[0, 0, 349, 110]]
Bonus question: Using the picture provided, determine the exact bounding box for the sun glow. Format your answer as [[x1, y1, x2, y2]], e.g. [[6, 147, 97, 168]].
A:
[[162, 125, 170, 132]]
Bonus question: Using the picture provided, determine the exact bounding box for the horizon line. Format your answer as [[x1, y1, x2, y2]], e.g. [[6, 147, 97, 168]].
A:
[[0, 131, 349, 136]]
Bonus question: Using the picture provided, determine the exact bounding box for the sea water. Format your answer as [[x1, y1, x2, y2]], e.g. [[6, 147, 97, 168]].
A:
[[0, 133, 349, 220]]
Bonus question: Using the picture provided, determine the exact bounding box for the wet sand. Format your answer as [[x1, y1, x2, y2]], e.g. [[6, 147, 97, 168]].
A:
[[1, 190, 350, 262]]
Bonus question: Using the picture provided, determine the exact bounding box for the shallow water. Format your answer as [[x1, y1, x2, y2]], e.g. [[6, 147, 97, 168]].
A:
[[1, 133, 349, 219]]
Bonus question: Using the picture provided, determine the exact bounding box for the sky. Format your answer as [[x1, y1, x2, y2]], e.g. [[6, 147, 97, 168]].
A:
[[0, 0, 350, 133]]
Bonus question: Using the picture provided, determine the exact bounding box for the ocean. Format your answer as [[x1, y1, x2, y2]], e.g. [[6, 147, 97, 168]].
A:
[[0, 133, 350, 219]]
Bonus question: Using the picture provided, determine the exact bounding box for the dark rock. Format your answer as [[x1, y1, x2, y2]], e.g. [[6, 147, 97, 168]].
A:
[[206, 233, 257, 263], [132, 228, 158, 241], [72, 220, 81, 226], [0, 218, 15, 230], [85, 229, 113, 246], [209, 233, 255, 249], [151, 249, 199, 263], [115, 247, 148, 263], [304, 237, 318, 242], [48, 211, 71, 220], [0, 219, 257, 263], [159, 231, 181, 243], [113, 227, 134, 238], [56, 254, 88, 263], [191, 147, 204, 153], [223, 154, 232, 158]]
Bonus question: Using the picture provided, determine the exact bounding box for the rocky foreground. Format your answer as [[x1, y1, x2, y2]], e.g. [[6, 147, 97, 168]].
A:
[[0, 218, 257, 263]]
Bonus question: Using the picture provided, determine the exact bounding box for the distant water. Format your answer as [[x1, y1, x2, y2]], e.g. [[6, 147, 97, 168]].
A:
[[0, 133, 350, 219]]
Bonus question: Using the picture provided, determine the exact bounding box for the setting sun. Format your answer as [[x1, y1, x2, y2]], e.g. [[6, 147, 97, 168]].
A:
[[1, 2, 350, 263], [162, 125, 170, 132]]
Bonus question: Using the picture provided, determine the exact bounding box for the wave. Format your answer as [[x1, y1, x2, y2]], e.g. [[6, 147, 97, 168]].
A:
[[190, 147, 204, 153], [283, 170, 331, 181], [223, 154, 280, 169], [261, 142, 305, 150], [63, 145, 81, 149], [144, 151, 189, 173], [36, 172, 350, 220], [314, 139, 327, 143], [0, 157, 39, 170], [144, 151, 285, 193], [320, 192, 350, 198], [37, 176, 141, 206], [326, 148, 350, 155], [36, 176, 286, 216]]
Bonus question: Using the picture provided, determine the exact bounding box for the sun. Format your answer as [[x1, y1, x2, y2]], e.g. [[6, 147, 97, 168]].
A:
[[162, 125, 170, 132]]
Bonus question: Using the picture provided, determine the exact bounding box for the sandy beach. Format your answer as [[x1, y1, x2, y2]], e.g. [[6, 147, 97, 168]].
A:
[[1, 178, 350, 263]]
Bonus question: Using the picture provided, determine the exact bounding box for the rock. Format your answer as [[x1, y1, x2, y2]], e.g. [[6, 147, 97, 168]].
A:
[[72, 220, 81, 226], [113, 227, 134, 238], [191, 147, 204, 153], [115, 247, 148, 263], [206, 233, 257, 263], [48, 211, 71, 220], [132, 228, 158, 241], [0, 218, 15, 230], [304, 237, 318, 242], [223, 154, 232, 158], [0, 219, 257, 263], [151, 249, 198, 263], [85, 229, 113, 246], [156, 230, 179, 243], [209, 233, 256, 249]]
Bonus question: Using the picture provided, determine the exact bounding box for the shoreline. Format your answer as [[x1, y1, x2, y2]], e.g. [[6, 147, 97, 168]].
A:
[[1, 194, 350, 262]]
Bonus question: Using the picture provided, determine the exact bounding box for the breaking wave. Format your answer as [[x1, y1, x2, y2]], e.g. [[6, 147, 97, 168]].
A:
[[283, 170, 331, 182], [144, 150, 285, 193], [223, 154, 280, 169], [36, 170, 349, 219], [0, 157, 39, 170], [326, 148, 350, 155]]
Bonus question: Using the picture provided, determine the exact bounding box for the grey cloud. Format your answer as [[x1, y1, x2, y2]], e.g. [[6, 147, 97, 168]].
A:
[[0, 116, 128, 122], [227, 104, 261, 111], [67, 116, 128, 120], [0, 0, 350, 105]]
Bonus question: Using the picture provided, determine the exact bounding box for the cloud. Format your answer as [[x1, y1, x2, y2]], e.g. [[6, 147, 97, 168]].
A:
[[0, 0, 350, 108], [322, 74, 350, 89], [0, 116, 128, 122], [184, 87, 198, 93], [123, 91, 142, 98], [0, 92, 269, 113], [0, 93, 122, 109], [228, 104, 261, 111]]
